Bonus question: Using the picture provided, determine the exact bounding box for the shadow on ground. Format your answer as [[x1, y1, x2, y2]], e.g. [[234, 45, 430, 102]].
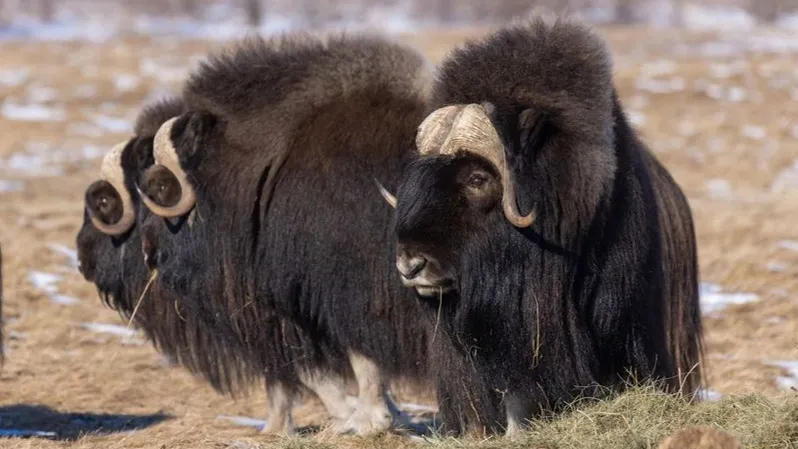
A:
[[0, 404, 171, 440]]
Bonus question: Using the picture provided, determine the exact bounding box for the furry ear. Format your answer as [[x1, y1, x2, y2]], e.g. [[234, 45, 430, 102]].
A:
[[173, 111, 218, 164], [516, 108, 549, 159]]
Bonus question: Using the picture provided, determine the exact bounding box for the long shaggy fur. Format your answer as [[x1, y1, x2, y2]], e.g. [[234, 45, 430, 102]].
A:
[[76, 97, 263, 395], [138, 32, 435, 409], [394, 17, 703, 434]]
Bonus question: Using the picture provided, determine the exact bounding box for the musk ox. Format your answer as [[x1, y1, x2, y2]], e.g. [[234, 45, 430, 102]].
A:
[[382, 18, 704, 435], [76, 97, 356, 434], [135, 33, 435, 435]]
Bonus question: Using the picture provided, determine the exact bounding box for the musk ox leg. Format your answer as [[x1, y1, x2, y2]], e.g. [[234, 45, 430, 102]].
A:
[[298, 369, 356, 422], [333, 351, 399, 436], [503, 395, 533, 437], [261, 382, 297, 435]]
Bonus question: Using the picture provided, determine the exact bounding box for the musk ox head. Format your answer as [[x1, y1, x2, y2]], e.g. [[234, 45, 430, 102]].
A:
[[76, 137, 154, 293], [135, 111, 218, 293], [385, 103, 537, 298], [386, 18, 617, 298], [76, 96, 182, 305]]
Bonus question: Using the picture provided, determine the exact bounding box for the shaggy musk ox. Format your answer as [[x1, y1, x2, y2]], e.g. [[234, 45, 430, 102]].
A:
[[383, 18, 704, 435], [136, 33, 435, 435], [76, 97, 356, 434]]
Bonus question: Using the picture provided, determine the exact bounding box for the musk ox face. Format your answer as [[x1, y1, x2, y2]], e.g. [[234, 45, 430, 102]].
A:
[[136, 113, 215, 294], [76, 137, 153, 297], [393, 155, 504, 297], [389, 102, 538, 298]]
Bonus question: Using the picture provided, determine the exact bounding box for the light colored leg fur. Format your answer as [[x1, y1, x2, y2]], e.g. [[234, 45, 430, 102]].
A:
[[298, 369, 356, 422], [261, 382, 296, 435], [333, 351, 401, 436], [504, 395, 530, 437]]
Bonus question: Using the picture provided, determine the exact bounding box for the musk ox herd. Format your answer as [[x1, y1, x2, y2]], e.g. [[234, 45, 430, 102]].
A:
[[0, 15, 705, 439]]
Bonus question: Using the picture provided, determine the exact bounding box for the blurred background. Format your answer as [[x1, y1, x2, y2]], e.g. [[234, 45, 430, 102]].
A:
[[1, 0, 798, 40]]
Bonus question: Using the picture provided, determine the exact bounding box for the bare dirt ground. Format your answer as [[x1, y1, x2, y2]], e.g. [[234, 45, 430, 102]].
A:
[[0, 26, 797, 448]]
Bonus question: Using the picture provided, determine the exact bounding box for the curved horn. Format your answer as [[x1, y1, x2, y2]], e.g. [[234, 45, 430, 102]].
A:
[[373, 178, 397, 208], [415, 105, 461, 155], [88, 141, 136, 236], [138, 117, 197, 218], [417, 104, 536, 228]]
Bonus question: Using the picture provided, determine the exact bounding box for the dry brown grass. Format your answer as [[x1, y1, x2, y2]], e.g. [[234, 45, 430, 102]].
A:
[[0, 25, 797, 448]]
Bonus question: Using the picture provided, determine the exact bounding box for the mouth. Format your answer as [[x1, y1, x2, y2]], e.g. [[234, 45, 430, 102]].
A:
[[401, 278, 455, 298]]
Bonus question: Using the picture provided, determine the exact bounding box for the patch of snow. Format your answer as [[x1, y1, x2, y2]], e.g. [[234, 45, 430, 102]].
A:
[[702, 83, 726, 101], [772, 160, 798, 193], [776, 12, 798, 29], [0, 18, 117, 42], [705, 178, 733, 199], [708, 63, 736, 79], [727, 87, 747, 103], [26, 85, 59, 103], [627, 111, 646, 127], [640, 60, 678, 78], [767, 261, 789, 272], [0, 429, 57, 438], [51, 295, 79, 305], [67, 122, 105, 138], [29, 271, 79, 305], [0, 180, 25, 193], [216, 415, 267, 430], [700, 282, 759, 315], [635, 77, 685, 94], [698, 388, 722, 401], [91, 114, 133, 134], [29, 271, 62, 293], [49, 243, 79, 269], [79, 322, 139, 338], [1, 143, 106, 178], [683, 4, 756, 30], [2, 102, 66, 122], [0, 68, 30, 87], [766, 360, 798, 390], [80, 145, 106, 161], [8, 331, 26, 341], [764, 316, 786, 325], [741, 125, 767, 140], [778, 240, 798, 252], [114, 74, 140, 92]]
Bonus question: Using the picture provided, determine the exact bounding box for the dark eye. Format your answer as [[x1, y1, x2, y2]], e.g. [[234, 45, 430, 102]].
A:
[[467, 173, 488, 188]]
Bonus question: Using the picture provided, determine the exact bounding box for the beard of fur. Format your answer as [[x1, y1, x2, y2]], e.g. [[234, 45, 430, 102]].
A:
[[95, 228, 261, 397], [426, 215, 602, 435]]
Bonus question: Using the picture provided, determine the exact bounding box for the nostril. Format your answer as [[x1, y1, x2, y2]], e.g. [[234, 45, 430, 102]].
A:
[[398, 255, 427, 279]]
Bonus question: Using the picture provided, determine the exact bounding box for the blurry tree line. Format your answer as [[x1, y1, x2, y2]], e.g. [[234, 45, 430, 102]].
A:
[[1, 0, 798, 28]]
